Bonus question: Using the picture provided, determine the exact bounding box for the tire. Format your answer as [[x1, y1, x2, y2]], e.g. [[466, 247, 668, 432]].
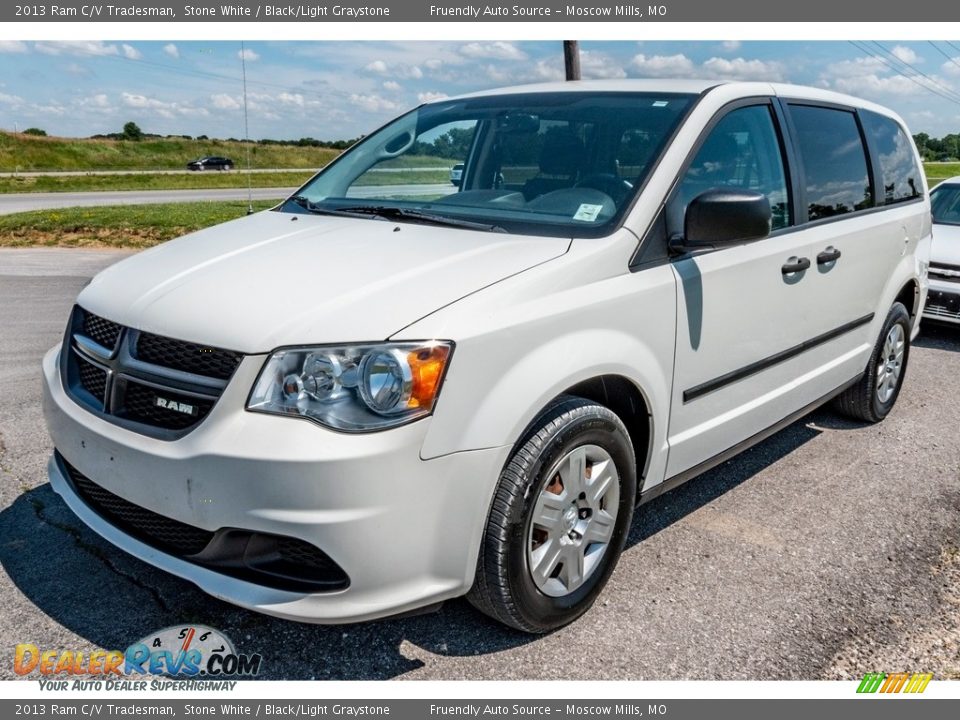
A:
[[223, 164, 232, 171], [834, 302, 911, 423], [467, 396, 636, 633]]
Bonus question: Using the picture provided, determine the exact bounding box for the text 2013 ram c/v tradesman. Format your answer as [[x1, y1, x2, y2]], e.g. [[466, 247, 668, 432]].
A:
[[42, 80, 931, 632]]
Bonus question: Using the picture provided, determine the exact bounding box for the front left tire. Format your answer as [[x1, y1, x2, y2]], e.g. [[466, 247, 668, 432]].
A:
[[467, 396, 636, 633]]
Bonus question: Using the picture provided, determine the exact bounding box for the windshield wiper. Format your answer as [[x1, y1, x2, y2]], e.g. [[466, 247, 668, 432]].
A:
[[287, 196, 374, 219], [335, 205, 505, 233]]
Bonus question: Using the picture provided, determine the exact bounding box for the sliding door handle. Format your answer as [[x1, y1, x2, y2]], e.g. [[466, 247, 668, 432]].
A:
[[817, 246, 842, 264], [781, 256, 811, 275]]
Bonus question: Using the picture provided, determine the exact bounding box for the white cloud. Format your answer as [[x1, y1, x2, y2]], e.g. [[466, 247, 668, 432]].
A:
[[819, 57, 926, 96], [34, 41, 119, 57], [211, 93, 241, 110], [629, 53, 695, 77], [722, 41, 742, 52], [121, 92, 209, 119], [382, 80, 401, 92], [121, 44, 142, 60], [701, 56, 785, 81], [459, 42, 527, 61], [423, 58, 443, 71], [278, 92, 305, 107], [0, 92, 24, 106], [364, 59, 421, 79], [80, 94, 111, 109], [417, 91, 448, 103], [530, 59, 564, 82], [0, 41, 27, 54], [941, 58, 960, 77], [891, 45, 920, 64], [348, 93, 397, 113], [163, 43, 179, 59], [580, 51, 626, 79], [238, 48, 259, 62]]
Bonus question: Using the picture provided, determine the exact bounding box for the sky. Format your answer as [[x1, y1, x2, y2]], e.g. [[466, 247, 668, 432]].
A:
[[2, 40, 960, 141]]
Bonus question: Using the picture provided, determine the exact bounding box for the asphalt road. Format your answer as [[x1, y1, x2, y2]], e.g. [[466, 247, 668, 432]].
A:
[[0, 247, 958, 681], [0, 184, 456, 215]]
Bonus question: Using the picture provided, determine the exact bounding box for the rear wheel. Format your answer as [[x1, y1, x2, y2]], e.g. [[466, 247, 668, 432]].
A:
[[467, 396, 636, 633], [834, 302, 911, 422]]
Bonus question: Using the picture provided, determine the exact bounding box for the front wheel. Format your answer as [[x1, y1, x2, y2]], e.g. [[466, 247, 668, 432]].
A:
[[834, 302, 911, 422], [467, 396, 636, 633]]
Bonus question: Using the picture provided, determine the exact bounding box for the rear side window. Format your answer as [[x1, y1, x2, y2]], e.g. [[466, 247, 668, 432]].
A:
[[790, 105, 873, 221], [861, 111, 923, 205]]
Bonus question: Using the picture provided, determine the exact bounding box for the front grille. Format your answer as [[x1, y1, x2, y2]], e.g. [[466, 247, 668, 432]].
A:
[[62, 306, 243, 438], [63, 456, 214, 555], [137, 332, 243, 381], [930, 262, 960, 284], [82, 312, 122, 350], [77, 358, 108, 406], [59, 454, 350, 592], [121, 382, 215, 431], [924, 289, 960, 321]]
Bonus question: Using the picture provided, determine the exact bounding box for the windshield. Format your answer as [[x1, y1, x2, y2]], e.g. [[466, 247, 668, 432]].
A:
[[931, 182, 960, 226], [279, 91, 696, 237]]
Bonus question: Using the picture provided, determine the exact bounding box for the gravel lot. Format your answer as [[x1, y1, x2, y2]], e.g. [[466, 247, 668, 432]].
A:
[[0, 247, 958, 681]]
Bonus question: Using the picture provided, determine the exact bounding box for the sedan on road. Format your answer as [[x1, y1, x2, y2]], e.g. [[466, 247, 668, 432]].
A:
[[187, 156, 234, 171], [924, 177, 960, 325]]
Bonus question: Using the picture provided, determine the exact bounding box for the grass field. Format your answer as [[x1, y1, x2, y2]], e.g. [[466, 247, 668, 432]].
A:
[[0, 131, 342, 172], [925, 162, 960, 185], [0, 129, 458, 176], [0, 201, 277, 248]]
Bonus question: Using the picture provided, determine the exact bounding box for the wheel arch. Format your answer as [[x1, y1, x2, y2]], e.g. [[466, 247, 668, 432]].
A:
[[515, 374, 654, 503], [894, 278, 920, 326]]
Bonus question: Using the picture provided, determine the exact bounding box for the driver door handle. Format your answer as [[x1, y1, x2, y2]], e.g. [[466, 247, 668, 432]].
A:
[[781, 256, 811, 275]]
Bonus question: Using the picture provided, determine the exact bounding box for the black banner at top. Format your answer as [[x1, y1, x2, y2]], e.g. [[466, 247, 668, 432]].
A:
[[5, 0, 960, 22]]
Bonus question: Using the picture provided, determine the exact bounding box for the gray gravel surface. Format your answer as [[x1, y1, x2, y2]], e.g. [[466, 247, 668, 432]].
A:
[[0, 247, 958, 681]]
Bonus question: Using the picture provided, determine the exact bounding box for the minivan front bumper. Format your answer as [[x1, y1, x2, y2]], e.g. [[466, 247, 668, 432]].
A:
[[42, 345, 507, 623]]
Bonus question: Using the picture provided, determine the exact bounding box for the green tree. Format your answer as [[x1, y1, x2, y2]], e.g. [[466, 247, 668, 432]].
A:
[[22, 127, 47, 136], [122, 121, 143, 141]]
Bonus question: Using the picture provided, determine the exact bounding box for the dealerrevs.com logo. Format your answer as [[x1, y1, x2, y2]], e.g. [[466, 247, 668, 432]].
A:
[[14, 625, 263, 690]]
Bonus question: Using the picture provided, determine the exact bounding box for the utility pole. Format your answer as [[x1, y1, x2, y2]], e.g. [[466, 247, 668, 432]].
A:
[[564, 41, 581, 81]]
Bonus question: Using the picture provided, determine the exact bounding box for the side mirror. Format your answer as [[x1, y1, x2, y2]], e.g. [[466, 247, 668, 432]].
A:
[[680, 189, 772, 251]]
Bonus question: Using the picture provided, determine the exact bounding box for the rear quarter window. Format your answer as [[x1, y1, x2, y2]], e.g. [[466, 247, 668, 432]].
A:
[[860, 111, 924, 205]]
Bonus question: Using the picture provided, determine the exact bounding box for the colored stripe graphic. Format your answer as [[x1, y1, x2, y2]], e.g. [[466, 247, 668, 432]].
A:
[[857, 672, 932, 694]]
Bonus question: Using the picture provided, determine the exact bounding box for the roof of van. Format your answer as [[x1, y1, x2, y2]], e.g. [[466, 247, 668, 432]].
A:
[[435, 79, 902, 120]]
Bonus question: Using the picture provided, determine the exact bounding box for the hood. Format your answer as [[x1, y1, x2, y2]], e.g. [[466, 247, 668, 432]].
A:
[[931, 222, 960, 267], [79, 210, 570, 353]]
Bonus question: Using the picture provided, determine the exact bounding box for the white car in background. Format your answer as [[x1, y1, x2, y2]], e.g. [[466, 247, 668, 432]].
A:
[[923, 177, 960, 324]]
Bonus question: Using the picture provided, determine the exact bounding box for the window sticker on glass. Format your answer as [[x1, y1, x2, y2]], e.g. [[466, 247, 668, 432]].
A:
[[652, 100, 669, 107], [573, 203, 604, 222]]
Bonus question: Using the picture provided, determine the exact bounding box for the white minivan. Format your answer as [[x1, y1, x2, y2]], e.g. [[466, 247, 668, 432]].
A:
[[42, 80, 930, 632]]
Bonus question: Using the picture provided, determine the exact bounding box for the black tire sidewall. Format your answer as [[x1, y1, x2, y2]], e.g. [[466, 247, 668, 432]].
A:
[[868, 304, 911, 420], [506, 411, 635, 630]]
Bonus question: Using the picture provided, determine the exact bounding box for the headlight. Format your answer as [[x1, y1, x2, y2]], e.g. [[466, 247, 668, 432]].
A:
[[247, 341, 452, 431]]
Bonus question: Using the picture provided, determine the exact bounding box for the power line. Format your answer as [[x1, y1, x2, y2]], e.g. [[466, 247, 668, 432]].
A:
[[847, 41, 960, 107], [928, 41, 960, 77], [870, 41, 960, 104]]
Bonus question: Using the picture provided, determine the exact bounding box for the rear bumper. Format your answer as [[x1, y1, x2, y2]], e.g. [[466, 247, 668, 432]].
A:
[[42, 344, 509, 623]]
